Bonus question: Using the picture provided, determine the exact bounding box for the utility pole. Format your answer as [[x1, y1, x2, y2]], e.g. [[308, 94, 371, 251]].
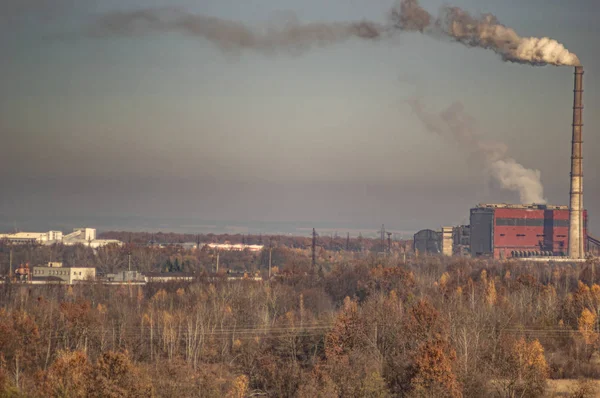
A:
[[9, 246, 13, 279], [128, 234, 132, 271], [380, 224, 385, 254], [312, 228, 317, 270], [269, 245, 272, 279], [346, 232, 350, 251], [216, 251, 220, 273], [387, 232, 392, 254]]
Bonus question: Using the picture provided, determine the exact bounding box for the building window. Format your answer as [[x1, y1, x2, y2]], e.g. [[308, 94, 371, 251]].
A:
[[496, 218, 544, 227]]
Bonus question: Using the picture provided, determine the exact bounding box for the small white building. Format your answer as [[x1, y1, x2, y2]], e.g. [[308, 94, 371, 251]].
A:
[[204, 243, 264, 252], [32, 262, 96, 284]]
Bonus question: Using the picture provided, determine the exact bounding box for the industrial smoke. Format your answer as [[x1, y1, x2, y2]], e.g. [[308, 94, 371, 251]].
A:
[[407, 98, 546, 204], [88, 0, 579, 67], [88, 8, 384, 53], [89, 1, 584, 254], [390, 0, 580, 66]]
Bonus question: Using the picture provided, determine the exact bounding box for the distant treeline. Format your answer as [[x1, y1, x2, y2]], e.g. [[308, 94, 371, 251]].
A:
[[99, 231, 413, 252], [0, 237, 412, 276]]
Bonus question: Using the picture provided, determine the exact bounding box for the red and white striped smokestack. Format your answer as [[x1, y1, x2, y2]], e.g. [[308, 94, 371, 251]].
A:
[[569, 66, 584, 259]]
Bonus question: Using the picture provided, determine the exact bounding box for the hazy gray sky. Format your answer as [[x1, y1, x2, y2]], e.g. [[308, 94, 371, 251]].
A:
[[1, 0, 599, 233]]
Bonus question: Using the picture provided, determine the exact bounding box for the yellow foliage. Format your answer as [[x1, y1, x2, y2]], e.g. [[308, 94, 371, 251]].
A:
[[512, 337, 549, 382], [360, 371, 391, 398], [226, 375, 249, 398], [592, 284, 600, 304], [142, 313, 152, 325], [485, 280, 497, 307], [578, 308, 598, 345], [577, 281, 590, 295], [176, 288, 185, 297], [151, 289, 168, 302], [480, 270, 487, 284], [439, 272, 450, 290], [233, 339, 242, 350], [96, 304, 107, 315]]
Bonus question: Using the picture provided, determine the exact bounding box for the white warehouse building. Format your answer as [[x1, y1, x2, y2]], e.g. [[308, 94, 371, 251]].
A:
[[0, 228, 121, 248], [32, 262, 96, 284]]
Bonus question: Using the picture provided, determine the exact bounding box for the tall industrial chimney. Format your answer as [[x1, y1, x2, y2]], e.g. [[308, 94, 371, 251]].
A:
[[568, 66, 584, 259]]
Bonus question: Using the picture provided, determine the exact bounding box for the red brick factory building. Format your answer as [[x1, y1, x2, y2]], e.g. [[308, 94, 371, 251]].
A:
[[470, 204, 588, 259]]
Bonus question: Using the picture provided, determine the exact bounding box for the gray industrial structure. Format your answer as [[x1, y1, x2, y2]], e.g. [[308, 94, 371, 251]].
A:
[[413, 226, 471, 257], [413, 229, 441, 255], [569, 66, 585, 259], [453, 225, 471, 256]]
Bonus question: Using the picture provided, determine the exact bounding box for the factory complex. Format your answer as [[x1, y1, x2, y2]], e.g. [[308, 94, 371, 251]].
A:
[[415, 203, 598, 260], [414, 66, 598, 262]]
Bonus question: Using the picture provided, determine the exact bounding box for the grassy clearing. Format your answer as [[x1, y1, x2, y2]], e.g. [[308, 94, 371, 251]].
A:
[[547, 379, 600, 397]]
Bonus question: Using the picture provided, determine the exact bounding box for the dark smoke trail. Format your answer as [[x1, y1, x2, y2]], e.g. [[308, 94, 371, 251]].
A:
[[390, 0, 580, 66], [88, 8, 385, 53], [407, 98, 546, 204], [88, 2, 579, 65]]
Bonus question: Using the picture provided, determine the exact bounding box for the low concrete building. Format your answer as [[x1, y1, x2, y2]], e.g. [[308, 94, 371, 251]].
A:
[[32, 262, 95, 284], [204, 243, 264, 252], [105, 270, 146, 283], [144, 272, 195, 283]]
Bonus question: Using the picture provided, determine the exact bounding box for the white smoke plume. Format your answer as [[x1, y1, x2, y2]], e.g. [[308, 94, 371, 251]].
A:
[[88, 8, 385, 53], [391, 0, 580, 66], [407, 98, 546, 204]]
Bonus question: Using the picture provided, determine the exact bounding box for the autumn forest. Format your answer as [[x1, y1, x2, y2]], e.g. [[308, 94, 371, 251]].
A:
[[1, 239, 600, 397]]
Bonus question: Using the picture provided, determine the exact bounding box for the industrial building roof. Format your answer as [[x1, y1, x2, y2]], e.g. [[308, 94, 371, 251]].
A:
[[475, 203, 569, 210]]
